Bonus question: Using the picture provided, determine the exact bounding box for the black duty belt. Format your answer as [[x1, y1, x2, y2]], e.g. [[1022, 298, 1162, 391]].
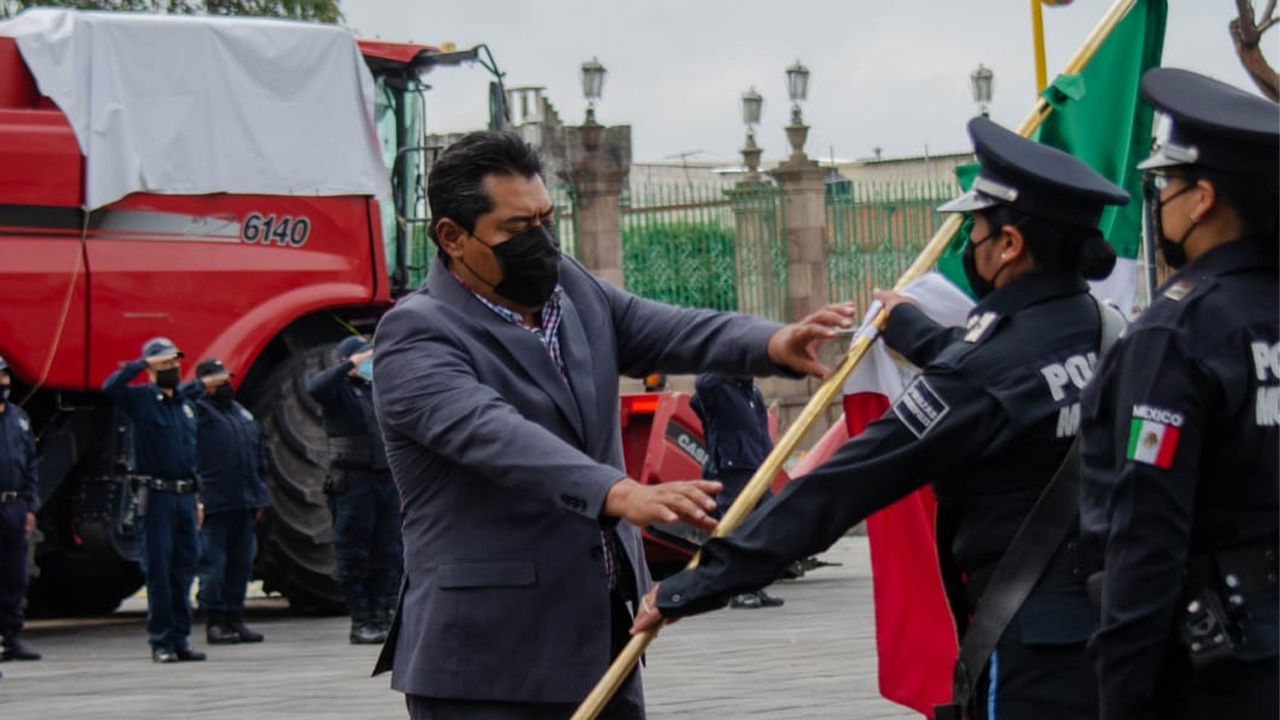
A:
[[964, 538, 1089, 608], [1187, 539, 1279, 596], [328, 435, 389, 471], [0, 491, 25, 503], [137, 477, 198, 494]]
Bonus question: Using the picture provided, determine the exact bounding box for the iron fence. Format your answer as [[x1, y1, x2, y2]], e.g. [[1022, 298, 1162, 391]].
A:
[[825, 180, 960, 309], [619, 182, 788, 321]]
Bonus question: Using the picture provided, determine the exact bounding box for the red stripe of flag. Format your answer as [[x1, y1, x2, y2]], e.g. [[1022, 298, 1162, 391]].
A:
[[1155, 425, 1180, 468]]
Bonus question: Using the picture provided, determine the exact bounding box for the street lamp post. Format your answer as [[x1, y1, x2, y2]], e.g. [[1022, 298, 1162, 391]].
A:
[[970, 63, 994, 118], [784, 59, 811, 161], [741, 86, 763, 179], [580, 57, 607, 150]]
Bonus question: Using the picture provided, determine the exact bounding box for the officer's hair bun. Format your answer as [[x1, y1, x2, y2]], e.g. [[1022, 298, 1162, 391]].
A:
[[1076, 231, 1117, 280]]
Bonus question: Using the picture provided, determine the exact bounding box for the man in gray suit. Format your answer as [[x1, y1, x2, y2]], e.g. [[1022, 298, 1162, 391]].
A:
[[372, 132, 854, 720]]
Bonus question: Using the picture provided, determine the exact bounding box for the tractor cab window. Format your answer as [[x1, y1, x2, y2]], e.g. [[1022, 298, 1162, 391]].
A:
[[373, 74, 431, 295]]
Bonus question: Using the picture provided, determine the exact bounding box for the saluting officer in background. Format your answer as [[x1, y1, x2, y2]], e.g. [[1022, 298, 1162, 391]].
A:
[[183, 358, 270, 646], [308, 336, 402, 645], [103, 337, 205, 664], [635, 117, 1129, 720], [0, 356, 41, 673], [1080, 68, 1279, 720]]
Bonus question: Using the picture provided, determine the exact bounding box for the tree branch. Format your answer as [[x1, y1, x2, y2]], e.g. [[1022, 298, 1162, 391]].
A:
[[1231, 2, 1280, 102]]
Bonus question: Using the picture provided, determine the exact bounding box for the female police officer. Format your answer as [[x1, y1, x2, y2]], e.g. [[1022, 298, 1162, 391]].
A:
[[1080, 68, 1279, 720], [631, 116, 1128, 720]]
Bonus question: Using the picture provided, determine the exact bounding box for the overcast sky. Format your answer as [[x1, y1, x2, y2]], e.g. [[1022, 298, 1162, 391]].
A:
[[344, 1, 1276, 163]]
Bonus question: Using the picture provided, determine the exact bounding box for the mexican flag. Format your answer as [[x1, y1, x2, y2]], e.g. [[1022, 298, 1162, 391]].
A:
[[841, 0, 1168, 716]]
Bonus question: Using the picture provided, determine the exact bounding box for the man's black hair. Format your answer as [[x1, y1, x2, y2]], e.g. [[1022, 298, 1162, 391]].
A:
[[427, 132, 544, 247], [979, 204, 1117, 281]]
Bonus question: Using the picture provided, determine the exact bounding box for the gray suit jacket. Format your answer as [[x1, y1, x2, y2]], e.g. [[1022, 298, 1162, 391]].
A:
[[371, 255, 787, 702]]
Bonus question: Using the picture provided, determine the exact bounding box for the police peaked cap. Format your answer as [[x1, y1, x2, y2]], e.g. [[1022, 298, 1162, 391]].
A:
[[195, 358, 232, 379], [939, 117, 1130, 228], [142, 336, 183, 359], [1138, 68, 1279, 176], [336, 336, 371, 358]]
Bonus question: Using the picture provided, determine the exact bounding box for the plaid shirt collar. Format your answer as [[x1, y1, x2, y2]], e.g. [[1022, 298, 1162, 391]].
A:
[[451, 271, 566, 373]]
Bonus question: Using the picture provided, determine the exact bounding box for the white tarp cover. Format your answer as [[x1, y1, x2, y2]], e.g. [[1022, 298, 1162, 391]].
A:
[[0, 9, 392, 209]]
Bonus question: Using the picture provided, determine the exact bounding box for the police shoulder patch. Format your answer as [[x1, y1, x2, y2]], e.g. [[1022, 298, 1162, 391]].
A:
[[183, 403, 196, 420], [893, 376, 951, 438], [1162, 280, 1194, 301], [964, 311, 999, 344], [1126, 403, 1184, 469], [18, 417, 30, 433], [239, 408, 254, 421]]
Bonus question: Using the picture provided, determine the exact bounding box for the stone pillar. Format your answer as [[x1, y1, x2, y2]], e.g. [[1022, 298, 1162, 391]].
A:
[[768, 120, 829, 323], [564, 120, 630, 288]]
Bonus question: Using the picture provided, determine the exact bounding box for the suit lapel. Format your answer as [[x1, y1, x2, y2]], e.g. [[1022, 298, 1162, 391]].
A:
[[556, 294, 598, 448], [425, 260, 587, 446]]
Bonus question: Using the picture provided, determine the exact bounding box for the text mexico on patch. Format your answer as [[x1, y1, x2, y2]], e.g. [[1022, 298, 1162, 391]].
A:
[[1126, 404, 1183, 469]]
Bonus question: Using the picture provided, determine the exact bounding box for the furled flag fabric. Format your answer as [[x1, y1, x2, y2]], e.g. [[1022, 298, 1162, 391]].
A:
[[842, 274, 973, 718]]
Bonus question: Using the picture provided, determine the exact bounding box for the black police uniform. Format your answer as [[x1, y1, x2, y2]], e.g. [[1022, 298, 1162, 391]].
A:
[[690, 374, 774, 519], [0, 365, 40, 664], [102, 340, 202, 661], [1080, 68, 1280, 720], [656, 118, 1129, 720], [181, 359, 271, 644], [306, 338, 402, 642]]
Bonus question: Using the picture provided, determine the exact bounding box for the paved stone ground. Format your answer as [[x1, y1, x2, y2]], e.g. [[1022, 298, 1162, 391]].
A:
[[5, 536, 919, 720]]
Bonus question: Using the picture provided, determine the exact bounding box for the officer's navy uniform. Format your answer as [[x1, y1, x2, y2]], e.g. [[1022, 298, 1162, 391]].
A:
[[307, 338, 402, 640], [181, 359, 270, 643], [103, 344, 201, 659], [0, 366, 40, 664], [656, 118, 1129, 720], [690, 374, 773, 518], [1080, 68, 1279, 720]]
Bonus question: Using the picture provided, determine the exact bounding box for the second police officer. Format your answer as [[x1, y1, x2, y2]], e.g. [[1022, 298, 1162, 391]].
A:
[[307, 336, 402, 644], [1080, 68, 1279, 720], [103, 337, 205, 663], [0, 356, 41, 675], [183, 358, 270, 646], [633, 117, 1129, 720]]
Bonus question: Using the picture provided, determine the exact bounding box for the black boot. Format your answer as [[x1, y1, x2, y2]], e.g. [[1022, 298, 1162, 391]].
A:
[[227, 611, 264, 643], [369, 597, 390, 636], [1, 632, 40, 661], [206, 611, 241, 645], [349, 603, 383, 645]]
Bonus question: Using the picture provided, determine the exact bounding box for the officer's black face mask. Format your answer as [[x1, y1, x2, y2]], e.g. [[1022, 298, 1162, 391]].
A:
[[963, 227, 1001, 300], [464, 224, 561, 308], [0, 385, 9, 403], [155, 366, 181, 389], [1144, 173, 1199, 270], [213, 383, 234, 403]]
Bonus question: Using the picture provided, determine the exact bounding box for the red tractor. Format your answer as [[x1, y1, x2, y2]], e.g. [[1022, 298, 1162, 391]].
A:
[[0, 9, 510, 614]]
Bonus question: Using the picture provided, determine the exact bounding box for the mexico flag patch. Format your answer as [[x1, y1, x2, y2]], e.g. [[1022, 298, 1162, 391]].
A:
[[1126, 404, 1184, 469]]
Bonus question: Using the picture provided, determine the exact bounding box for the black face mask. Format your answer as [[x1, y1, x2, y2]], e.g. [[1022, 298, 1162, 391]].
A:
[[962, 229, 1003, 299], [465, 224, 561, 307], [1144, 175, 1199, 270], [213, 383, 235, 404], [155, 366, 181, 389], [0, 385, 9, 403]]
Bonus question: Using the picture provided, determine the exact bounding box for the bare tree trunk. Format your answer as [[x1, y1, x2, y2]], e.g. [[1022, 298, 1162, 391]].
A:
[[1231, 0, 1280, 102]]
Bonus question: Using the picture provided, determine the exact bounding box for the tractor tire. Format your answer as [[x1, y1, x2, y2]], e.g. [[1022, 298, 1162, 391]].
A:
[[247, 344, 345, 614]]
